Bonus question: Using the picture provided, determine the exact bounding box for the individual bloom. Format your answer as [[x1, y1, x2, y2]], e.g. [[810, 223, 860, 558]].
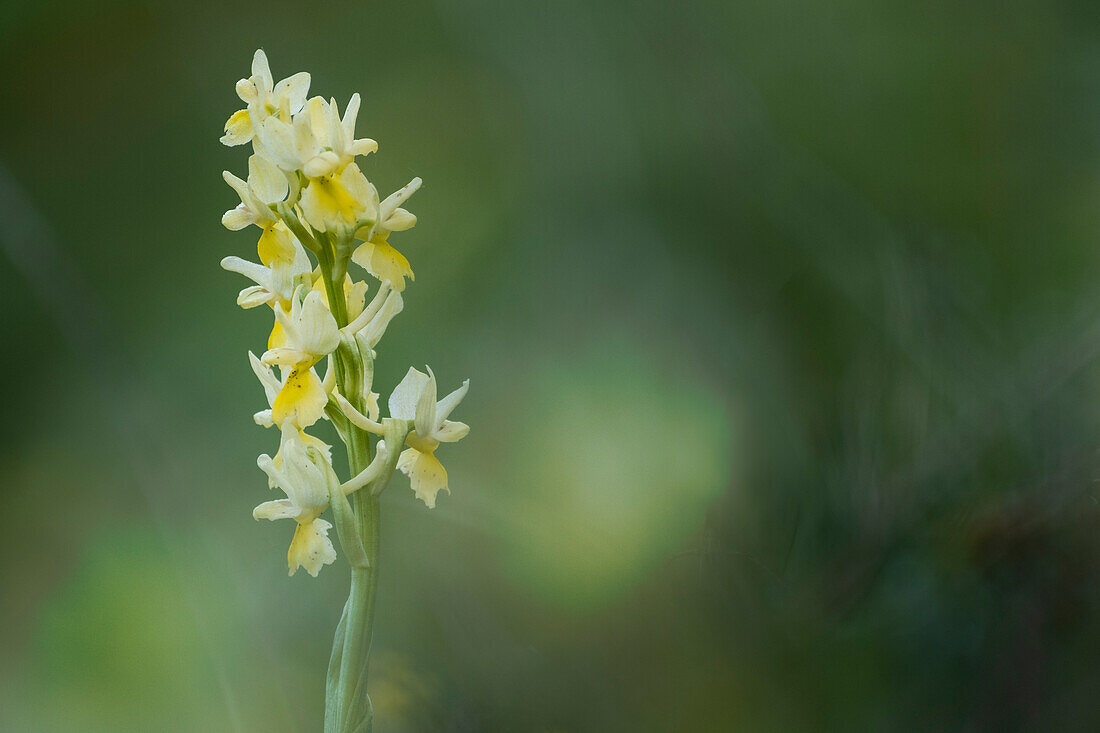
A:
[[261, 288, 340, 368], [249, 351, 328, 430], [301, 95, 378, 178], [221, 233, 312, 308], [221, 49, 310, 147], [254, 423, 338, 577], [300, 161, 378, 234], [388, 366, 470, 508], [351, 177, 421, 292], [221, 154, 289, 232]]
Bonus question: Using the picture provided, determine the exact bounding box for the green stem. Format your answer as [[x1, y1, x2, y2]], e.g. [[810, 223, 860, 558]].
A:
[[320, 245, 380, 733]]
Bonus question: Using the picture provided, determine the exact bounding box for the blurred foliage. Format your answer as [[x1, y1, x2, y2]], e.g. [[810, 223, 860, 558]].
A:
[[1, 0, 1099, 730]]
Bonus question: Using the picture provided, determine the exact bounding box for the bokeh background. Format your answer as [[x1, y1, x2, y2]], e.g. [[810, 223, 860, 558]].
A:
[[2, 0, 1100, 730]]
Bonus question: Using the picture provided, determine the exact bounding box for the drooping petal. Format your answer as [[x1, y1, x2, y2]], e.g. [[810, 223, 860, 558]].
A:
[[256, 223, 295, 266], [397, 448, 449, 508], [221, 109, 253, 146], [287, 519, 336, 577], [350, 238, 413, 292], [271, 367, 327, 427]]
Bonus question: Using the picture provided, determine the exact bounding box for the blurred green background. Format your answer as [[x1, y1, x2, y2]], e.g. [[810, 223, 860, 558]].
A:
[[2, 0, 1099, 730]]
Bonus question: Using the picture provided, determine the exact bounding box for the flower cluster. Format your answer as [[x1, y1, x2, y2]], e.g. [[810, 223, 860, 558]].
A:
[[220, 50, 469, 577]]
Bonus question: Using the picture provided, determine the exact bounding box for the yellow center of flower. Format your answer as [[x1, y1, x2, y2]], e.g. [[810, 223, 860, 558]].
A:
[[310, 174, 360, 223]]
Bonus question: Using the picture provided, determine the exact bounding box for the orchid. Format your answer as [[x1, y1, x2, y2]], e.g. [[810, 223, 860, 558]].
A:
[[217, 49, 471, 732]]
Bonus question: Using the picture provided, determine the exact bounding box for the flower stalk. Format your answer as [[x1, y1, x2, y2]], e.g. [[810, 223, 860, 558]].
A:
[[217, 49, 471, 732]]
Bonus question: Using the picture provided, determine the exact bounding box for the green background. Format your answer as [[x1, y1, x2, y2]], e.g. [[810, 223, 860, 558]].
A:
[[2, 0, 1099, 730]]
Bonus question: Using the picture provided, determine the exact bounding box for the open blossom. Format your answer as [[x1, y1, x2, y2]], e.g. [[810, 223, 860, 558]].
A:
[[222, 50, 310, 147], [262, 287, 340, 368], [352, 177, 421, 291], [220, 234, 312, 308], [254, 423, 338, 577], [388, 366, 470, 508], [300, 161, 377, 234], [249, 351, 328, 430]]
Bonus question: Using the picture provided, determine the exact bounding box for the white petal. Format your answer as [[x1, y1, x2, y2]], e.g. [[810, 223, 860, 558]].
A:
[[274, 71, 310, 114], [383, 208, 417, 232], [297, 290, 340, 356], [251, 49, 273, 91], [434, 420, 470, 443], [222, 170, 251, 203], [249, 350, 282, 405], [379, 177, 422, 222], [341, 93, 361, 142], [350, 138, 378, 157], [221, 256, 272, 289], [261, 347, 312, 366], [257, 117, 304, 171], [355, 290, 403, 347], [235, 78, 257, 103], [388, 367, 429, 421], [253, 499, 300, 521], [435, 378, 469, 425], [302, 150, 341, 179], [236, 285, 276, 309], [248, 154, 288, 204], [415, 366, 439, 438], [222, 205, 254, 231]]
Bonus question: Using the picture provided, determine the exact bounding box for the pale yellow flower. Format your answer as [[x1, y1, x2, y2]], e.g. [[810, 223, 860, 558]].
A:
[[254, 423, 338, 577], [388, 366, 469, 507], [221, 154, 291, 241], [352, 177, 421, 291], [221, 50, 310, 147], [220, 235, 312, 309], [300, 161, 377, 234], [249, 351, 328, 431]]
